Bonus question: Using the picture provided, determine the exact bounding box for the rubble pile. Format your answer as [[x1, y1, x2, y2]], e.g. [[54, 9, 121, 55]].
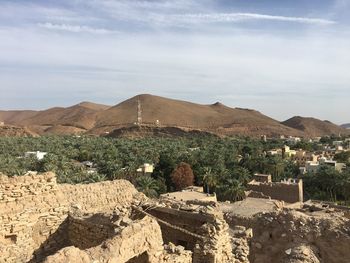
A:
[[230, 226, 252, 263], [224, 201, 350, 263]]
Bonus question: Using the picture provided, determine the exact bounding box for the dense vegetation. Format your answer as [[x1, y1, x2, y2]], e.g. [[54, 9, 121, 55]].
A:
[[0, 135, 349, 204]]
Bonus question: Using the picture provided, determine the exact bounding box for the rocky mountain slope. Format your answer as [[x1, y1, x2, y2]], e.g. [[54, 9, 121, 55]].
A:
[[282, 116, 349, 137]]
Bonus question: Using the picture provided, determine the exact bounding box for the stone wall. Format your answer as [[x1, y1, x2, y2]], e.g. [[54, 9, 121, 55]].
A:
[[68, 214, 115, 249], [1, 172, 234, 263], [0, 172, 69, 262], [146, 207, 211, 250], [247, 179, 303, 203], [0, 173, 145, 263], [192, 216, 233, 263], [59, 179, 142, 213], [146, 206, 233, 263], [43, 216, 193, 263]]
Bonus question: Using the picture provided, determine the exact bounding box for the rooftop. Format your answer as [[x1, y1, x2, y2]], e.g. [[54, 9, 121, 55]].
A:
[[160, 187, 216, 202]]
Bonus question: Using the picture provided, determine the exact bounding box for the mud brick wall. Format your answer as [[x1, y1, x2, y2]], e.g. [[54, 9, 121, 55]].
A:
[[247, 180, 303, 203], [0, 172, 69, 262]]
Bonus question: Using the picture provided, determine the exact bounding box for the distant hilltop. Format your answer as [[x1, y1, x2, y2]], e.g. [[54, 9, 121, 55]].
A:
[[341, 123, 350, 129], [0, 94, 348, 137]]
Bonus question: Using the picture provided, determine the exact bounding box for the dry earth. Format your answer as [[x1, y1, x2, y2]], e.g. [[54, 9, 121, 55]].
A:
[[2, 94, 346, 137]]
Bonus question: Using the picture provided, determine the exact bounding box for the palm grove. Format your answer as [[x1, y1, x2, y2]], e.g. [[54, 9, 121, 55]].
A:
[[0, 135, 349, 205]]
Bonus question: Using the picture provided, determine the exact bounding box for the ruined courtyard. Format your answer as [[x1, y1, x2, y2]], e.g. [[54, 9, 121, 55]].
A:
[[1, 172, 350, 263]]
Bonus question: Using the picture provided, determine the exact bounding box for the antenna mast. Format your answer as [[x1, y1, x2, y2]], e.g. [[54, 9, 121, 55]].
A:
[[137, 98, 142, 125]]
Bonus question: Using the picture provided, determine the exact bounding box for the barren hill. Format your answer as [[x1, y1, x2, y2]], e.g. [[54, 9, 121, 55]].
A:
[[0, 94, 344, 137], [0, 124, 37, 137], [282, 116, 349, 137], [93, 94, 302, 137], [0, 110, 38, 124], [0, 102, 110, 134]]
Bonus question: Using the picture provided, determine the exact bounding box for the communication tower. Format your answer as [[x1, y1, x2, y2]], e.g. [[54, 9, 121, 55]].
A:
[[137, 98, 142, 125]]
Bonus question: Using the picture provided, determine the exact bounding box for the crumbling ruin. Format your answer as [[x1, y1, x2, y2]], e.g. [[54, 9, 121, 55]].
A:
[[246, 174, 303, 203], [1, 172, 350, 263], [223, 198, 350, 263], [0, 172, 235, 263]]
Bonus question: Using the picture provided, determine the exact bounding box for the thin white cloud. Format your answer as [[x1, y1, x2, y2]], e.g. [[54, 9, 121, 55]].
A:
[[165, 13, 336, 26], [38, 22, 115, 34]]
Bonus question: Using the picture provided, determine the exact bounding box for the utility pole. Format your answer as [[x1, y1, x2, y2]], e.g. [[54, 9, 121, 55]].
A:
[[137, 98, 142, 125]]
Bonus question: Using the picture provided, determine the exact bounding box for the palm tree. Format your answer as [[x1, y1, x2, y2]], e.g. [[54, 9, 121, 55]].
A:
[[202, 167, 217, 194], [217, 178, 246, 202], [136, 176, 159, 198]]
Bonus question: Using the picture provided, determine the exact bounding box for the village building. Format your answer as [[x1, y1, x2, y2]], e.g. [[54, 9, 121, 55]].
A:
[[293, 150, 318, 166], [300, 157, 346, 174], [332, 141, 343, 147], [24, 151, 47, 160], [285, 136, 301, 144], [246, 174, 303, 203], [81, 161, 94, 168], [319, 158, 346, 172], [136, 163, 154, 175], [282, 145, 297, 158], [267, 146, 296, 158]]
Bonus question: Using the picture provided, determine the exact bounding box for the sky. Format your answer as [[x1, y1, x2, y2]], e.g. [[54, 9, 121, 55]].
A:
[[0, 0, 349, 124]]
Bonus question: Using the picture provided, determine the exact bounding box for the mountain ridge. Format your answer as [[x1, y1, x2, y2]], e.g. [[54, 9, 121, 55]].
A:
[[0, 94, 347, 137], [282, 116, 349, 137]]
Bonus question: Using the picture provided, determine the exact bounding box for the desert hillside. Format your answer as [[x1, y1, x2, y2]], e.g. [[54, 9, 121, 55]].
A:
[[0, 102, 110, 133], [0, 124, 37, 137], [0, 94, 344, 137], [93, 94, 302, 137], [282, 116, 349, 137]]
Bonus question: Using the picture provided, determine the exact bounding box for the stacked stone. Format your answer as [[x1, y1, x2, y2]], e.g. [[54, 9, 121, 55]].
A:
[[0, 172, 69, 263], [59, 179, 141, 213], [162, 243, 192, 263], [68, 214, 115, 250], [231, 226, 252, 263], [1, 172, 148, 263], [192, 213, 234, 263], [44, 216, 164, 263]]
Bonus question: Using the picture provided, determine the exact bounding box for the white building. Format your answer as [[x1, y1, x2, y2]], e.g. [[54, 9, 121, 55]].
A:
[[304, 161, 320, 174], [136, 163, 154, 174], [333, 141, 343, 147], [81, 161, 94, 168], [286, 136, 301, 144], [24, 151, 47, 160]]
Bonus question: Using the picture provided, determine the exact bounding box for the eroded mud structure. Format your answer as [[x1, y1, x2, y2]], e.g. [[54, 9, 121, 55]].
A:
[[1, 172, 349, 263], [0, 172, 237, 263]]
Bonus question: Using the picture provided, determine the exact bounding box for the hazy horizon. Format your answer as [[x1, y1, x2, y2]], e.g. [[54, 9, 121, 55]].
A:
[[0, 0, 349, 124]]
